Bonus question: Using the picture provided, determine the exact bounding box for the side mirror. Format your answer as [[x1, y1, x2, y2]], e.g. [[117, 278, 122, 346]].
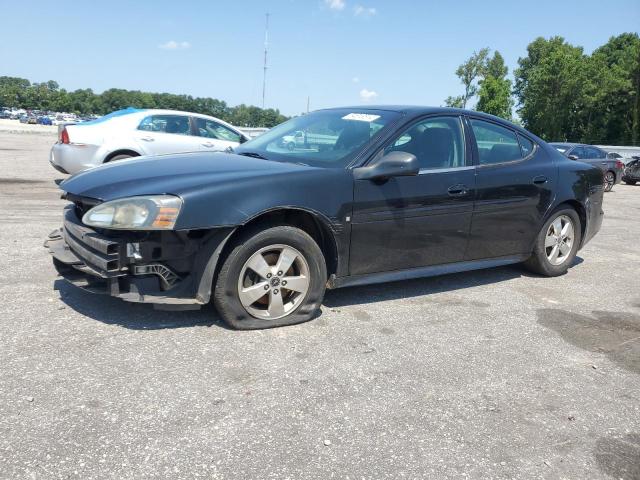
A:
[[353, 151, 420, 181], [568, 154, 579, 161]]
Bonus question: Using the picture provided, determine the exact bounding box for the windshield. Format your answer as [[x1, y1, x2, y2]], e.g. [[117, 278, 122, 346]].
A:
[[235, 108, 401, 168]]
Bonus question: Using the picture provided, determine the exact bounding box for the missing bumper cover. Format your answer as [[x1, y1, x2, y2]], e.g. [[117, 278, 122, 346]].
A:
[[132, 264, 179, 288]]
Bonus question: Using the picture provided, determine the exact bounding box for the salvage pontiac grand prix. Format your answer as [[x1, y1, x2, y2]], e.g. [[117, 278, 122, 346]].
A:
[[46, 107, 604, 329]]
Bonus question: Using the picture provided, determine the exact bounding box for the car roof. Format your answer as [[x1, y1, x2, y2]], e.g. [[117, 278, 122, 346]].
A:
[[321, 105, 542, 139], [322, 105, 468, 115], [321, 104, 523, 124], [550, 143, 603, 149], [80, 108, 243, 133]]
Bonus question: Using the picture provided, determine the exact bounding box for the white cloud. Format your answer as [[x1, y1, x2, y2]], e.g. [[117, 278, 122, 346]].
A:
[[158, 40, 191, 50], [324, 0, 346, 10], [359, 88, 378, 102], [354, 5, 377, 17], [352, 76, 360, 83]]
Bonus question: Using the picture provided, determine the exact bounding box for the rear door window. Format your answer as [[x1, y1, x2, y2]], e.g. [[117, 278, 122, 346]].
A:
[[138, 115, 191, 136], [193, 117, 242, 142], [570, 146, 586, 159], [584, 146, 606, 159], [518, 134, 535, 157], [470, 119, 522, 165]]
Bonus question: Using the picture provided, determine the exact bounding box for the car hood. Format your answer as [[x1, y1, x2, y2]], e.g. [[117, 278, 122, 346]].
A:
[[60, 151, 354, 230], [61, 152, 314, 201]]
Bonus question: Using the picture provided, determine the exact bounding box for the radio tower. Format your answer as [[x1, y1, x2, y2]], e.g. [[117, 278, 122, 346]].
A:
[[262, 13, 269, 109]]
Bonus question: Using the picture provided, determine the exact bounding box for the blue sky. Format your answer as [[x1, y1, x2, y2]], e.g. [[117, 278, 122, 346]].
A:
[[1, 0, 639, 115]]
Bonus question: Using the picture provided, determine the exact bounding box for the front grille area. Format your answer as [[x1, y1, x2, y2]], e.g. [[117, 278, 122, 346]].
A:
[[62, 205, 123, 275], [62, 193, 102, 221]]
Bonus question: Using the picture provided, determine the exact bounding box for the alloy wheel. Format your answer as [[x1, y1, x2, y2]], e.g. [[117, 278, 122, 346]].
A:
[[604, 172, 615, 192], [545, 215, 575, 266], [237, 244, 310, 320]]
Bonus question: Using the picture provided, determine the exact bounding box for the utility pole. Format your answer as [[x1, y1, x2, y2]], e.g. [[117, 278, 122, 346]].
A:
[[306, 96, 310, 114], [262, 13, 269, 109]]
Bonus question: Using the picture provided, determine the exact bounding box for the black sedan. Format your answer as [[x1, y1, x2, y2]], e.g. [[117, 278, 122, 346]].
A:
[[549, 143, 624, 192], [46, 107, 604, 329]]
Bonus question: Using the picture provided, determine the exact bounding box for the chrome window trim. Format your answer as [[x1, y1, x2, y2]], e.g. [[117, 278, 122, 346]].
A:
[[418, 165, 475, 175]]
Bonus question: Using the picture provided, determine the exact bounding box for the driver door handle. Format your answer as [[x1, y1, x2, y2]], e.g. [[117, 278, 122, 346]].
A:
[[140, 136, 154, 142], [447, 184, 468, 196], [533, 175, 548, 184], [202, 142, 215, 148]]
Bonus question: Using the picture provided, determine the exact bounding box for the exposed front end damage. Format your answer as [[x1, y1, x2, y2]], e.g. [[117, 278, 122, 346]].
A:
[[45, 201, 233, 310]]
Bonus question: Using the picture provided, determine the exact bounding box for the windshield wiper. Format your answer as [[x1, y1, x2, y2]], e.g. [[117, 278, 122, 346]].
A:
[[237, 151, 269, 160]]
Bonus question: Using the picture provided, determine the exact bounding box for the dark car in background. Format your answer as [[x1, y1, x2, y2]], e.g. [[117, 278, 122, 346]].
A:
[[622, 157, 640, 185], [550, 143, 624, 192], [46, 106, 604, 330]]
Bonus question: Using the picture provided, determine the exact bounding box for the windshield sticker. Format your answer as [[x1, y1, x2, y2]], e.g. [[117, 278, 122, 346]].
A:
[[342, 113, 381, 122]]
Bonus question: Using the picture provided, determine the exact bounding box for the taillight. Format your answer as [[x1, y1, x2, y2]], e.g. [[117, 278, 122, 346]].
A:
[[615, 160, 624, 170], [60, 127, 69, 144]]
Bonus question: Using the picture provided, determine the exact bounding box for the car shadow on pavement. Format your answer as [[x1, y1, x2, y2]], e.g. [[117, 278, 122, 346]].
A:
[[324, 259, 583, 308], [53, 258, 583, 330], [54, 279, 226, 331]]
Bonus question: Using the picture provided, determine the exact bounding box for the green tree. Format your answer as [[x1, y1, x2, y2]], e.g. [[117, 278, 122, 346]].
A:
[[453, 47, 490, 108], [444, 95, 465, 108], [476, 51, 513, 119], [514, 37, 587, 141], [0, 76, 287, 127], [0, 76, 31, 108], [585, 33, 640, 145]]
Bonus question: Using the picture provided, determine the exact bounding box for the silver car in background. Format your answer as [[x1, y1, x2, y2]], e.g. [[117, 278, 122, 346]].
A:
[[49, 108, 249, 174]]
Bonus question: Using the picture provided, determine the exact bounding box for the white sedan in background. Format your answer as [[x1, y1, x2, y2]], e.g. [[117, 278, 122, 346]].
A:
[[49, 108, 250, 174]]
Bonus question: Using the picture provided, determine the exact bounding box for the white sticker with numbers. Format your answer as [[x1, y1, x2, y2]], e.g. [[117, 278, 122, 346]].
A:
[[342, 113, 381, 122]]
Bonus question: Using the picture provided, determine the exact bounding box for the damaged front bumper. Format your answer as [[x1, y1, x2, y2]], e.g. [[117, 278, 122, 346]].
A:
[[45, 205, 233, 310]]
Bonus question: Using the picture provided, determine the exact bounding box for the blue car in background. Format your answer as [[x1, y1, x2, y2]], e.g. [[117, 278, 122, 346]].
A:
[[37, 116, 53, 125]]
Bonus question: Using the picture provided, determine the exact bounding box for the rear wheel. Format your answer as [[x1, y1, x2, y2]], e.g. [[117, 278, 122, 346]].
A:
[[523, 208, 581, 277], [106, 154, 135, 163], [214, 226, 327, 329], [603, 171, 615, 192]]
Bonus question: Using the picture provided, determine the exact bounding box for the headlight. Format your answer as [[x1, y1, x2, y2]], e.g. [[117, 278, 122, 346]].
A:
[[82, 195, 183, 230]]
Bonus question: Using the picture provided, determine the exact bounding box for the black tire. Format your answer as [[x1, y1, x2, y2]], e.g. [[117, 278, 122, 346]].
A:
[[603, 171, 615, 192], [213, 225, 327, 330], [623, 179, 637, 185], [106, 154, 134, 162], [523, 207, 582, 277]]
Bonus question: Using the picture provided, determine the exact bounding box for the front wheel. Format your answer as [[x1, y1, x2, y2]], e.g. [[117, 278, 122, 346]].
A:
[[523, 208, 582, 277], [214, 226, 327, 329], [603, 171, 615, 192]]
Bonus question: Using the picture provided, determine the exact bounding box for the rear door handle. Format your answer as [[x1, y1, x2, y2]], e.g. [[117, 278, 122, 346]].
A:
[[140, 136, 154, 142], [533, 175, 548, 184], [202, 142, 215, 148], [447, 184, 468, 196], [601, 162, 607, 165]]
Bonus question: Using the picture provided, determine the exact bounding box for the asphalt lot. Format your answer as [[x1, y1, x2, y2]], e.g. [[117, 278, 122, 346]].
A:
[[0, 131, 639, 480]]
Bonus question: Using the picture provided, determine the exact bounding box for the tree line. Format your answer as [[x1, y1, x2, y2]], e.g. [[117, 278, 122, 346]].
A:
[[0, 77, 288, 128], [445, 33, 640, 146]]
